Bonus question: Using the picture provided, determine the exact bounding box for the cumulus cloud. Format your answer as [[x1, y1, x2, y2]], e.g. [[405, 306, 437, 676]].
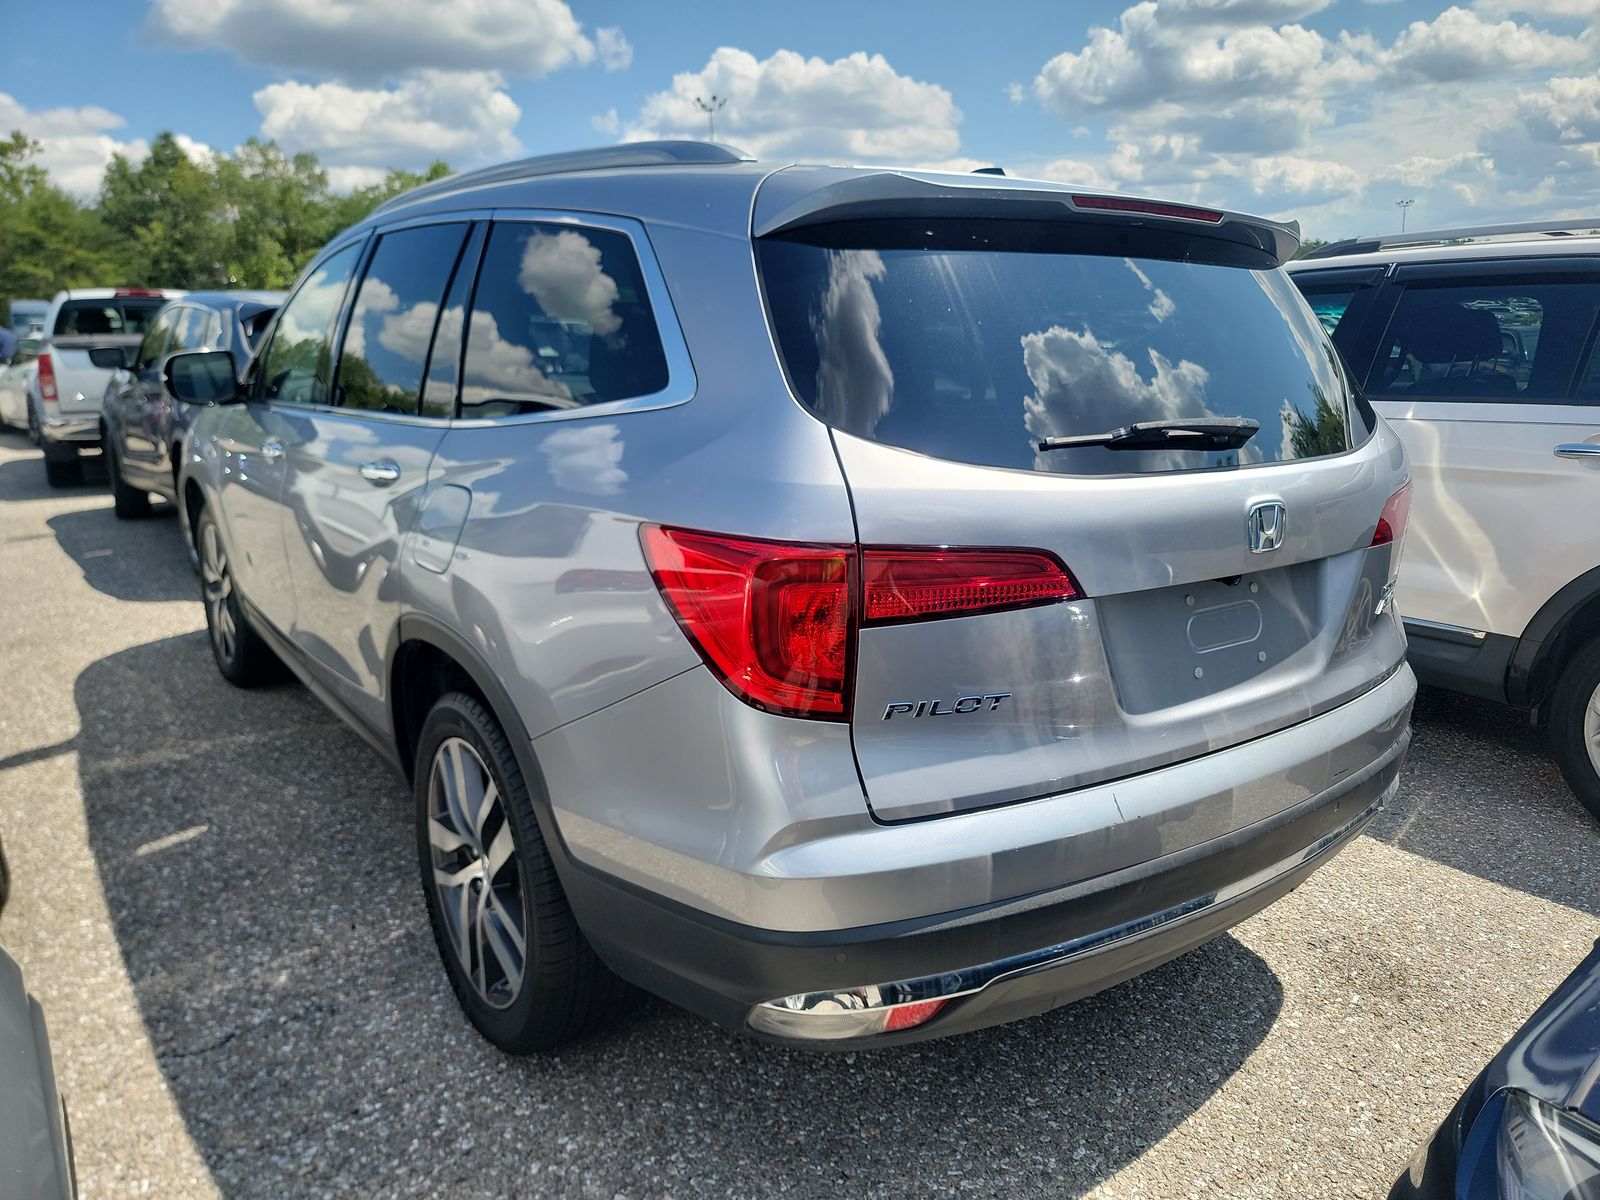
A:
[[1018, 0, 1600, 230], [595, 27, 633, 72], [0, 92, 149, 196], [254, 70, 521, 170], [1380, 6, 1593, 80], [624, 47, 961, 162], [148, 0, 599, 83]]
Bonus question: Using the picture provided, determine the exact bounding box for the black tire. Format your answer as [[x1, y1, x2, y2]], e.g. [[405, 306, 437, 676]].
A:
[[194, 507, 281, 687], [414, 691, 632, 1052], [1549, 636, 1600, 823], [42, 454, 80, 487], [106, 442, 152, 518]]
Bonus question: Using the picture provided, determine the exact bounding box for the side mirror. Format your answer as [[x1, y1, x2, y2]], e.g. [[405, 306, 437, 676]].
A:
[[88, 345, 134, 370], [165, 350, 242, 406]]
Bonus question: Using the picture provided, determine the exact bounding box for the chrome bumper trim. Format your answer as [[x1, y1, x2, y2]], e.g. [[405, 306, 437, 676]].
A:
[[748, 775, 1396, 1039]]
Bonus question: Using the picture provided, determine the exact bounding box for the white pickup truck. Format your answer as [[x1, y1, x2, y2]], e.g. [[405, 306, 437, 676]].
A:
[[27, 288, 179, 485]]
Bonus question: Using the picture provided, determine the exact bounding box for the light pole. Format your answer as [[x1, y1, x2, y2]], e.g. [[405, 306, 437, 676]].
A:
[[693, 95, 727, 142], [1396, 198, 1415, 233]]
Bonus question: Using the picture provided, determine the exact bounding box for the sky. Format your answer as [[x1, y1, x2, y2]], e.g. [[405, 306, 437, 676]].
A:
[[3, 0, 1598, 240]]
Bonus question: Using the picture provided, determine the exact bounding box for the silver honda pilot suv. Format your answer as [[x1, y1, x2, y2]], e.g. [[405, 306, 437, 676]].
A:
[[166, 141, 1415, 1051]]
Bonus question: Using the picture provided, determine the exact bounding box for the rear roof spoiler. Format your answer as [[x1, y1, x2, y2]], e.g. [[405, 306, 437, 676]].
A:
[[753, 172, 1301, 267]]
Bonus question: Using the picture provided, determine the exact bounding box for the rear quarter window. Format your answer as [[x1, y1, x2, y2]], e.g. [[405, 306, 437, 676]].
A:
[[458, 221, 669, 417], [758, 220, 1358, 476]]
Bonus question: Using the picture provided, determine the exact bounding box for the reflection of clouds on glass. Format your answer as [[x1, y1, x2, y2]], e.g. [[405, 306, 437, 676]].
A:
[[279, 264, 350, 344], [345, 276, 398, 359], [376, 297, 437, 362], [518, 230, 621, 336], [1020, 325, 1211, 471], [1124, 259, 1174, 322], [457, 307, 574, 409], [539, 423, 627, 496], [813, 250, 894, 436]]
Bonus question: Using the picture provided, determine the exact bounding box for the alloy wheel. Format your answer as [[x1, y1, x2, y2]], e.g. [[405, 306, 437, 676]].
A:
[[1585, 681, 1600, 779], [199, 521, 237, 663], [426, 736, 527, 1010]]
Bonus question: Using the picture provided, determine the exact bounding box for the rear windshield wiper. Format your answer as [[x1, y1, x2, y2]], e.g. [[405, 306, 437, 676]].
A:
[[1038, 416, 1260, 453]]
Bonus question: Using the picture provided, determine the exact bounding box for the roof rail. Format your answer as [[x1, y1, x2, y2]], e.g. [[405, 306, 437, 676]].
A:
[[1300, 216, 1600, 260], [370, 140, 755, 217]]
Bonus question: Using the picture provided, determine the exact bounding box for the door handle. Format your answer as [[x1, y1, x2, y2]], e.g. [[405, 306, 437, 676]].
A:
[[359, 460, 401, 486], [1554, 443, 1600, 459], [259, 438, 285, 460]]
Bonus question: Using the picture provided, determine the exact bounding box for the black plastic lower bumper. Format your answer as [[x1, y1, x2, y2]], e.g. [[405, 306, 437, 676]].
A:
[[564, 727, 1409, 1048]]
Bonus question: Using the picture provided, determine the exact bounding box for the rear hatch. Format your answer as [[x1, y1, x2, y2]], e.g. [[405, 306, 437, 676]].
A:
[[46, 295, 167, 414], [755, 174, 1409, 822]]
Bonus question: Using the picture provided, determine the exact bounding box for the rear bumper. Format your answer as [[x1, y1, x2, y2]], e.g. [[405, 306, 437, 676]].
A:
[[37, 416, 99, 449], [564, 694, 1411, 1047]]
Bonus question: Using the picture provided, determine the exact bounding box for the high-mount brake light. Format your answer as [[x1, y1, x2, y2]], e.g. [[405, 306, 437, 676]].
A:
[[1372, 482, 1412, 548], [1072, 195, 1225, 224], [113, 288, 163, 297], [642, 528, 1083, 719]]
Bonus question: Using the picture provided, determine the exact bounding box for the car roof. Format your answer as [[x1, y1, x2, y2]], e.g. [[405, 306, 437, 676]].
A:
[[50, 288, 184, 302], [350, 140, 1301, 266], [1287, 218, 1600, 274], [171, 290, 285, 311]]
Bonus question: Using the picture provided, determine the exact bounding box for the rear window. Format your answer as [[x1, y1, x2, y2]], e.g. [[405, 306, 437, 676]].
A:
[[53, 300, 164, 337], [759, 221, 1357, 475]]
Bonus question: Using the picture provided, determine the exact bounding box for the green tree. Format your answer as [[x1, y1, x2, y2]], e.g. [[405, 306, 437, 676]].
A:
[[324, 161, 452, 233], [215, 139, 334, 288], [0, 131, 119, 304], [99, 131, 228, 288], [0, 128, 451, 301]]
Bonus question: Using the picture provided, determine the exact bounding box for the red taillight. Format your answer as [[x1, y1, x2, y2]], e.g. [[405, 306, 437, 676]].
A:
[[641, 527, 852, 718], [1372, 482, 1412, 548], [882, 999, 949, 1032], [861, 548, 1080, 624], [36, 352, 57, 403], [113, 288, 162, 297], [1072, 194, 1224, 223], [642, 528, 1083, 719]]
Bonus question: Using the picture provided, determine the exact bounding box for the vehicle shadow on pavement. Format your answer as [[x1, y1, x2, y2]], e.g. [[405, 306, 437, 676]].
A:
[[0, 442, 107, 502], [1364, 685, 1600, 918], [75, 633, 1286, 1198], [45, 506, 191, 603]]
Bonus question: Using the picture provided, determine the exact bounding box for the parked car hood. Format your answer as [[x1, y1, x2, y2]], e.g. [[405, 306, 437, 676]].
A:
[[1475, 939, 1600, 1124]]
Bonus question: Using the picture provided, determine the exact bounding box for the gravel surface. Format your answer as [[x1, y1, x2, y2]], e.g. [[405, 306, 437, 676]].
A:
[[0, 429, 1596, 1199]]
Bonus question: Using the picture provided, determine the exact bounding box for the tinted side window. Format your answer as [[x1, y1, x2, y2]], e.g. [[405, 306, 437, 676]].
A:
[[257, 242, 363, 406], [338, 223, 469, 414], [1369, 279, 1600, 403], [460, 222, 669, 417], [1301, 289, 1356, 337], [135, 310, 175, 371], [166, 308, 198, 356], [197, 310, 222, 349]]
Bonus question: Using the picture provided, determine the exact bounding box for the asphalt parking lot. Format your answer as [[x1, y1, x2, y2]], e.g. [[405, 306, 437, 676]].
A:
[[0, 429, 1597, 1200]]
